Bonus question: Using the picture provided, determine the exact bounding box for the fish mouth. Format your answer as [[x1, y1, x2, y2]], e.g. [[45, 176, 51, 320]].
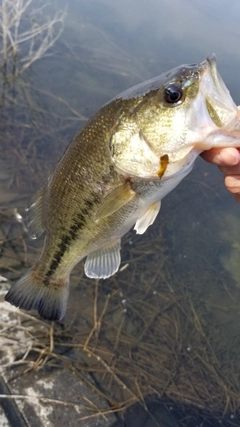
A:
[[186, 55, 240, 150], [205, 55, 221, 90], [200, 55, 239, 132]]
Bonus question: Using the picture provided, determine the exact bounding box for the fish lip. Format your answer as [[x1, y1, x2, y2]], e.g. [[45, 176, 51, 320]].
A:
[[201, 54, 221, 89], [199, 54, 239, 131], [203, 54, 226, 94], [205, 54, 217, 71]]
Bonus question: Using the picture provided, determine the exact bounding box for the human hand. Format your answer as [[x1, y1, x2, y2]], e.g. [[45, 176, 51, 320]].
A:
[[201, 147, 240, 203], [201, 107, 240, 203]]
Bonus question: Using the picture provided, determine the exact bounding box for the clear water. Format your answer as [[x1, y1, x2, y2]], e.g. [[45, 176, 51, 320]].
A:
[[1, 0, 240, 425]]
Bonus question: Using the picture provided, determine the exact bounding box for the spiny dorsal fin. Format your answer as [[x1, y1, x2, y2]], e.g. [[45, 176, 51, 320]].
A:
[[95, 183, 136, 221], [84, 239, 121, 279], [26, 187, 45, 239], [134, 201, 161, 234]]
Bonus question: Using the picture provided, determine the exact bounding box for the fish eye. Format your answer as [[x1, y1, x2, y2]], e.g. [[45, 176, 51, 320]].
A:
[[164, 84, 183, 104]]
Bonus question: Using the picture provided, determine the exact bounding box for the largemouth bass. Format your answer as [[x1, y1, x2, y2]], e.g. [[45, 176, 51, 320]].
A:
[[5, 55, 240, 320]]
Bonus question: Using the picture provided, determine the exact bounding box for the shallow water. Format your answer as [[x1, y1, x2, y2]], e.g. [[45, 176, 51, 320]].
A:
[[1, 0, 240, 425]]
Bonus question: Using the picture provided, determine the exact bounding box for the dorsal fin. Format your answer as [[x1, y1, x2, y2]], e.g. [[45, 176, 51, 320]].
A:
[[26, 187, 45, 239]]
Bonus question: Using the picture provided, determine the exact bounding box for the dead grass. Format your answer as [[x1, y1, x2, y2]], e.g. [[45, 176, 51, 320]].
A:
[[1, 205, 240, 426]]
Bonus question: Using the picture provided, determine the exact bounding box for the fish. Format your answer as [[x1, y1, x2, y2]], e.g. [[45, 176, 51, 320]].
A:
[[5, 54, 240, 321]]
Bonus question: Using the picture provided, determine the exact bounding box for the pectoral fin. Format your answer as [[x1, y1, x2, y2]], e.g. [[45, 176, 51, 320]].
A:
[[95, 183, 136, 221], [84, 239, 121, 279], [134, 201, 161, 234]]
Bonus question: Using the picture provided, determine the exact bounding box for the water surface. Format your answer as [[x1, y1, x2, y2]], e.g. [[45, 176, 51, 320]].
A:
[[1, 0, 240, 425]]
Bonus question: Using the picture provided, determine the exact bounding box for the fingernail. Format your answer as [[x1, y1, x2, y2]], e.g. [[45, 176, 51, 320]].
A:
[[217, 148, 239, 165]]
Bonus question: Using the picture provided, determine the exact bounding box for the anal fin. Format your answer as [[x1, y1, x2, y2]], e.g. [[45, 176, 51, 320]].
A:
[[134, 201, 161, 234], [84, 239, 121, 279]]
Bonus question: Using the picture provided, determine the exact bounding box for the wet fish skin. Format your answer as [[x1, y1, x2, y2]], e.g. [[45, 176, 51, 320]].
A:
[[5, 56, 240, 321], [5, 99, 140, 320]]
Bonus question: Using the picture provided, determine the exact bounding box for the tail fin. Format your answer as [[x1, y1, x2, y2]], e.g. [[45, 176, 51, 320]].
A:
[[5, 269, 69, 321]]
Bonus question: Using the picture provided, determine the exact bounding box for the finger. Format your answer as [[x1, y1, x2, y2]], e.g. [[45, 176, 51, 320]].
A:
[[224, 174, 240, 194], [201, 147, 240, 166], [233, 193, 240, 203], [218, 162, 240, 175]]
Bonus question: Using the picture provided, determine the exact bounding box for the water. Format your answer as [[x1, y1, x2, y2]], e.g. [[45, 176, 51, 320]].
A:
[[1, 0, 240, 425]]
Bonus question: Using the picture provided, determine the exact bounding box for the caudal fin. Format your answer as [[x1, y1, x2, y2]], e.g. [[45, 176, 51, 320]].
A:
[[5, 269, 69, 321]]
